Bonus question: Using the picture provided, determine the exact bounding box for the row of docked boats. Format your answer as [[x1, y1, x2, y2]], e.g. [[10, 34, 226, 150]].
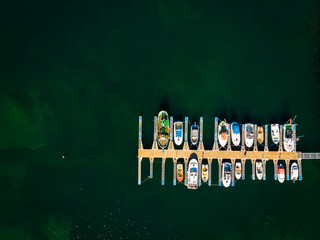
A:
[[157, 111, 200, 148], [157, 111, 295, 152], [176, 154, 299, 189]]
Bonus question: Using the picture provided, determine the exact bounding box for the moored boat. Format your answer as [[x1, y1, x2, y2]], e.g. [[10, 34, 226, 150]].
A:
[[271, 124, 279, 145], [257, 126, 264, 144], [291, 162, 298, 182], [222, 162, 231, 188], [187, 154, 198, 189], [190, 122, 199, 145], [157, 111, 170, 149], [277, 163, 285, 183], [202, 164, 208, 182], [283, 123, 294, 152], [245, 123, 254, 148], [235, 162, 241, 180], [174, 121, 183, 146], [256, 161, 263, 180], [218, 121, 228, 147], [177, 163, 184, 182], [231, 122, 241, 146]]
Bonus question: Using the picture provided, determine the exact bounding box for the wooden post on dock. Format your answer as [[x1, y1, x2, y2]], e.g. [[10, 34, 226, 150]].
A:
[[251, 159, 256, 180], [253, 125, 258, 151], [218, 158, 222, 186], [168, 116, 174, 150], [183, 117, 189, 150], [231, 158, 235, 186], [198, 158, 202, 186], [262, 159, 267, 180], [208, 158, 212, 186], [213, 117, 219, 150], [138, 157, 142, 185], [161, 157, 166, 185], [285, 159, 290, 181], [264, 125, 269, 152], [298, 158, 302, 181], [227, 123, 232, 151], [273, 159, 278, 181], [152, 116, 158, 150], [279, 125, 283, 152], [198, 117, 204, 150], [150, 157, 154, 179], [241, 159, 246, 180], [293, 124, 296, 152], [173, 158, 177, 185], [241, 124, 245, 152], [184, 158, 188, 185]]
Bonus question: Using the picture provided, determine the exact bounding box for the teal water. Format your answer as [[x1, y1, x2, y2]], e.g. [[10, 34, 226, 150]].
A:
[[0, 0, 319, 239]]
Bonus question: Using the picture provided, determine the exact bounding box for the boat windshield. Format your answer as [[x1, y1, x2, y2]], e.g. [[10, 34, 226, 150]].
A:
[[286, 129, 293, 139], [225, 165, 231, 171]]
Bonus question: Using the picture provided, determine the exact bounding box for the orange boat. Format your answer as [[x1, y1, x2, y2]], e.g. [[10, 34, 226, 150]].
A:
[[177, 164, 183, 182]]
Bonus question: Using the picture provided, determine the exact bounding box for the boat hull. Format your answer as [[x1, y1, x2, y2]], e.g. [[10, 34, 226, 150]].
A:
[[157, 111, 170, 149], [271, 124, 279, 145], [222, 162, 231, 188], [231, 122, 240, 146], [218, 121, 228, 147], [174, 122, 183, 146], [245, 124, 254, 148], [235, 162, 241, 180]]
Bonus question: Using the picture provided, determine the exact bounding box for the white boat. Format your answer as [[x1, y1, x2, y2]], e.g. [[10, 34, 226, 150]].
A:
[[271, 124, 280, 145], [222, 162, 231, 188], [245, 123, 254, 148], [202, 164, 208, 182], [190, 122, 199, 145], [277, 164, 285, 183], [187, 155, 198, 189], [235, 162, 241, 180], [174, 121, 183, 146], [231, 122, 241, 146], [218, 121, 228, 147], [291, 162, 299, 182], [283, 123, 294, 152], [256, 161, 263, 180]]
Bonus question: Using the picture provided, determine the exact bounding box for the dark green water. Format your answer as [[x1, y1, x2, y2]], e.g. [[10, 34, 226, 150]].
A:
[[0, 0, 320, 239]]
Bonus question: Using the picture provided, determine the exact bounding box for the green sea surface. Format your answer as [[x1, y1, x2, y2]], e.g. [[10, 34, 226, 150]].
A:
[[0, 0, 319, 239]]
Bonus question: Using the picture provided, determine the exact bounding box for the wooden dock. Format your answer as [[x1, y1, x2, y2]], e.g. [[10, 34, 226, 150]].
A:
[[138, 116, 319, 187]]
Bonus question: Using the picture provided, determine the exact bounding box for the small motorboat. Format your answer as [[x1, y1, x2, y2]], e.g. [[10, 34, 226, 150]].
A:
[[218, 121, 228, 147], [231, 122, 241, 146], [190, 122, 199, 146], [202, 164, 208, 182], [277, 163, 285, 183], [222, 162, 231, 188], [283, 123, 294, 152], [257, 126, 264, 144], [271, 124, 279, 145], [174, 121, 183, 146], [177, 164, 184, 183], [235, 162, 241, 180], [157, 111, 170, 149], [187, 154, 198, 189], [256, 161, 263, 180], [245, 123, 254, 148], [291, 162, 299, 182]]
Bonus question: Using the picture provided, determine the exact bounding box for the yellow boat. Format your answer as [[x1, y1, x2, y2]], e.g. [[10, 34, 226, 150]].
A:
[[257, 126, 264, 144]]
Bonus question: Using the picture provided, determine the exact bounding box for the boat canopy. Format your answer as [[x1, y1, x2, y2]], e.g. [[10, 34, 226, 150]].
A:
[[232, 122, 240, 133], [190, 167, 197, 172]]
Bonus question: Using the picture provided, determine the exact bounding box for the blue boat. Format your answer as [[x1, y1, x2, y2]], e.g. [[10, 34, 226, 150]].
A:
[[231, 122, 241, 146]]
